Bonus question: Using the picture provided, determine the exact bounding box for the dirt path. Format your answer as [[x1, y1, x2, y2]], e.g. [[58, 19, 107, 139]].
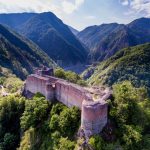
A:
[[0, 85, 9, 96]]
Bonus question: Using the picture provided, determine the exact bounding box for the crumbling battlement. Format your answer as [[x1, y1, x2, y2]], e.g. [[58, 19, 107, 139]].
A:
[[23, 67, 112, 136]]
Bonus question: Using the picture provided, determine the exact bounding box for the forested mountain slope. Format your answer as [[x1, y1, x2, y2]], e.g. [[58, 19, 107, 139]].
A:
[[0, 12, 88, 67], [0, 24, 55, 79], [78, 18, 150, 62], [87, 43, 150, 93]]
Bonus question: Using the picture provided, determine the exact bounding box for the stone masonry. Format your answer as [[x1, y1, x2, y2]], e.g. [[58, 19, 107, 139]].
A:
[[23, 67, 112, 136]]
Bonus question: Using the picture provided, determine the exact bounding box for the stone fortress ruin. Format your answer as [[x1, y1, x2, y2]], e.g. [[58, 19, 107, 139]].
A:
[[23, 66, 112, 136]]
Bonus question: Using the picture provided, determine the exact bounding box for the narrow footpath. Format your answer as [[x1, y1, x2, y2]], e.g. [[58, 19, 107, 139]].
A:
[[0, 85, 9, 96]]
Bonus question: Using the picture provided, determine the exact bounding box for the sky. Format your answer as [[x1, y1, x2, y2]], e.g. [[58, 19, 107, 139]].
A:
[[0, 0, 149, 30]]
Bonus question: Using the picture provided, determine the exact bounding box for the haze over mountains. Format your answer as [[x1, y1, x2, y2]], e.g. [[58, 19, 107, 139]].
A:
[[0, 12, 87, 67], [77, 17, 150, 62]]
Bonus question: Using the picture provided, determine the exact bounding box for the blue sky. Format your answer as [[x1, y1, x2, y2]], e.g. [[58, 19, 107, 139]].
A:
[[0, 0, 149, 30]]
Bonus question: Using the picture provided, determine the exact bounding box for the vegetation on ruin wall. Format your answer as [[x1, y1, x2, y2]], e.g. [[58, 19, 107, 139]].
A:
[[54, 68, 87, 86], [88, 43, 150, 94]]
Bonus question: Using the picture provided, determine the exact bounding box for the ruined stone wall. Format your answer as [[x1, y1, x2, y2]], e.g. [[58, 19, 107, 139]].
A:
[[25, 75, 56, 100], [25, 75, 87, 108], [25, 75, 48, 96], [24, 74, 110, 136], [81, 100, 108, 135], [55, 81, 88, 109]]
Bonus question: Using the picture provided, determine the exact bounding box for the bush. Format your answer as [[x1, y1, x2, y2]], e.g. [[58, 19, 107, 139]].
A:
[[49, 114, 59, 131], [54, 68, 66, 79], [89, 135, 104, 150], [3, 76, 23, 93], [0, 95, 25, 150], [0, 77, 6, 85], [59, 106, 80, 137], [110, 81, 150, 149], [3, 133, 16, 150], [54, 68, 86, 86], [57, 137, 75, 150], [65, 71, 80, 83], [20, 97, 49, 130], [19, 127, 36, 150], [49, 104, 80, 138]]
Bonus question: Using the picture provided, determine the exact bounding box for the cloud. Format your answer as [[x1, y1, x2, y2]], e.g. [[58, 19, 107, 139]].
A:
[[120, 0, 150, 17], [62, 0, 85, 14], [85, 15, 96, 20], [130, 0, 150, 16], [119, 0, 129, 6], [0, 0, 85, 15], [0, 0, 61, 13]]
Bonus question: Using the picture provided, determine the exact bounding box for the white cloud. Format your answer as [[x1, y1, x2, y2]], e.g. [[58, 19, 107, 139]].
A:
[[120, 0, 150, 17], [130, 0, 150, 16], [62, 0, 85, 14], [0, 0, 85, 30], [0, 0, 85, 15], [0, 0, 61, 14], [119, 0, 129, 6], [85, 15, 96, 20]]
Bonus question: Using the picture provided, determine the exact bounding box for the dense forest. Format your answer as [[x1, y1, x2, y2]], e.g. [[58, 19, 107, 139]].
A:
[[86, 43, 150, 95], [0, 24, 55, 79], [0, 72, 150, 150]]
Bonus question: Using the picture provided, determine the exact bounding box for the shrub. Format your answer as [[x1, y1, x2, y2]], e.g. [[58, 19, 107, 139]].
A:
[[20, 97, 49, 130]]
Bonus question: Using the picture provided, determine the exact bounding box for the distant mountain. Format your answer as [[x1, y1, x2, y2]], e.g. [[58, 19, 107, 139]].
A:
[[85, 43, 150, 93], [0, 12, 88, 67], [0, 24, 55, 79], [17, 12, 88, 67], [68, 26, 79, 35], [77, 18, 150, 62]]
